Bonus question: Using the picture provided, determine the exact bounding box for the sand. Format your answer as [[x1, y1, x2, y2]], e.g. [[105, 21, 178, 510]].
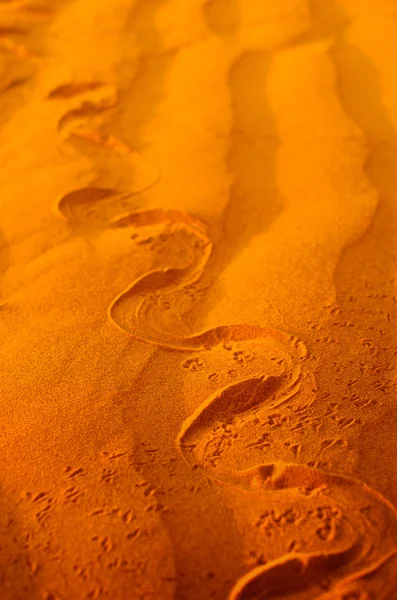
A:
[[1, 0, 397, 598]]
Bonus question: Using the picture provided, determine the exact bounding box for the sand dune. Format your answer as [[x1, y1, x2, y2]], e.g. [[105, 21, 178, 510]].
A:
[[1, 0, 397, 598]]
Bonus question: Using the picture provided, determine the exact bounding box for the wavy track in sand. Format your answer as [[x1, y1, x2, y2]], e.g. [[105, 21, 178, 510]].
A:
[[49, 11, 397, 596], [54, 181, 397, 598], [48, 80, 159, 231], [105, 210, 397, 598]]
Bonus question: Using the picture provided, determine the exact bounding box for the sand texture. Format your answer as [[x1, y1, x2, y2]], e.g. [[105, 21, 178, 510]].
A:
[[1, 0, 397, 598]]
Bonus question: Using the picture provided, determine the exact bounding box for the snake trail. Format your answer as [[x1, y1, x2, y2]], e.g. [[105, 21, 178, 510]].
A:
[[104, 209, 397, 598], [54, 167, 397, 599], [49, 17, 397, 600]]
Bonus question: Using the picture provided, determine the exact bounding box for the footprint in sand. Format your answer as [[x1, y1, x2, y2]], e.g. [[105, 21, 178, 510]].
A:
[[16, 452, 176, 600]]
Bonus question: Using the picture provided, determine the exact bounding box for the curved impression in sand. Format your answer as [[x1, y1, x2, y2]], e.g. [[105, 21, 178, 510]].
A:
[[50, 59, 397, 596], [225, 463, 397, 599], [107, 209, 307, 355], [48, 81, 160, 229], [107, 212, 397, 598], [55, 182, 397, 597]]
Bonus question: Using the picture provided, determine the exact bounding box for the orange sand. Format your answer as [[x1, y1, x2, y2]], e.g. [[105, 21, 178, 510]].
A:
[[1, 0, 397, 598]]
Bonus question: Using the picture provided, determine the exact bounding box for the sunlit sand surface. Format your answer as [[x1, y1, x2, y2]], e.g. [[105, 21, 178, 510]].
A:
[[1, 0, 397, 598]]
